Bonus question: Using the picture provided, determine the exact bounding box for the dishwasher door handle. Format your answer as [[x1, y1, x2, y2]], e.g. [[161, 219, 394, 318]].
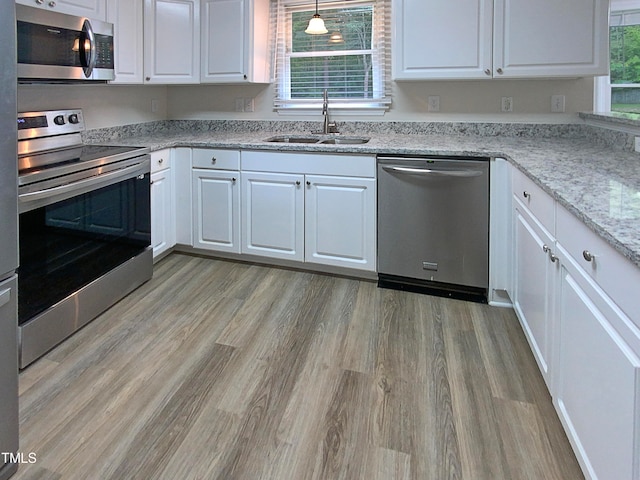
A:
[[382, 165, 484, 177]]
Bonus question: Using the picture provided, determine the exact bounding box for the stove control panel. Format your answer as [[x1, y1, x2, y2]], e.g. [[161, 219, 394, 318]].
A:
[[17, 109, 84, 140]]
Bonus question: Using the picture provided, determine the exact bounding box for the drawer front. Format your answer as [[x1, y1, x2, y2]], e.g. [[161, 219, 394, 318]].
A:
[[150, 149, 171, 173], [556, 204, 640, 325], [192, 149, 240, 170], [241, 151, 376, 177], [512, 168, 555, 233]]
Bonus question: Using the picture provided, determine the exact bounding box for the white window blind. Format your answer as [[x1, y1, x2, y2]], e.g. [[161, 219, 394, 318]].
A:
[[273, 0, 391, 113]]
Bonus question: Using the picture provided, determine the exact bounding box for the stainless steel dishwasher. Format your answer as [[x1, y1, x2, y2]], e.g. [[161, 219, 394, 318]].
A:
[[377, 155, 490, 302]]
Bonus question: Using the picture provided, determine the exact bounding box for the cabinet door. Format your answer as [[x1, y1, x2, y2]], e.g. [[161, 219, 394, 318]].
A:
[[493, 0, 609, 77], [393, 0, 493, 80], [17, 0, 107, 20], [241, 172, 304, 261], [107, 0, 143, 83], [151, 167, 175, 259], [144, 0, 200, 84], [201, 0, 245, 82], [305, 175, 376, 271], [192, 169, 240, 253], [555, 259, 640, 480], [512, 200, 557, 389]]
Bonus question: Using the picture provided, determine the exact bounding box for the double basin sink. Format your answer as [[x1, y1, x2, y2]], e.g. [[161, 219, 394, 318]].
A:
[[265, 135, 370, 145]]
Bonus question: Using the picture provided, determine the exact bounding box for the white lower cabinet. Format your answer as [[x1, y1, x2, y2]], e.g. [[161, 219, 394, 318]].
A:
[[241, 171, 304, 261], [150, 149, 175, 260], [192, 169, 241, 253], [509, 165, 640, 480], [512, 197, 557, 389], [239, 151, 376, 272], [305, 175, 376, 271], [191, 148, 241, 253], [555, 252, 640, 480]]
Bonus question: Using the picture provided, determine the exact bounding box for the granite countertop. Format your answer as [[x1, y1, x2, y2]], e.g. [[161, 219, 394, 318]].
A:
[[90, 126, 640, 269]]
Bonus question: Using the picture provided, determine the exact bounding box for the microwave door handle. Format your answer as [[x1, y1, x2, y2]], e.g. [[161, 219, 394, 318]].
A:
[[80, 19, 96, 77]]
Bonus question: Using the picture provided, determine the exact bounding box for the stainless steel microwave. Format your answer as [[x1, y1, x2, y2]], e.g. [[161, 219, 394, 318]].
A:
[[16, 5, 114, 82]]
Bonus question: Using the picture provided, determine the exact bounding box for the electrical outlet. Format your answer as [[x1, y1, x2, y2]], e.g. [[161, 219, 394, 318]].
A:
[[235, 98, 244, 112], [635, 136, 640, 152], [244, 98, 255, 113], [501, 96, 513, 112], [427, 95, 440, 112], [551, 95, 566, 113]]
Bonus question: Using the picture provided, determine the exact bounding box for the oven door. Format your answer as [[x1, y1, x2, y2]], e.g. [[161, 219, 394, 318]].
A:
[[18, 157, 152, 367]]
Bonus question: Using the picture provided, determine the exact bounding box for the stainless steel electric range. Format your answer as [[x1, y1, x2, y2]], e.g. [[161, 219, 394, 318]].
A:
[[17, 109, 153, 368]]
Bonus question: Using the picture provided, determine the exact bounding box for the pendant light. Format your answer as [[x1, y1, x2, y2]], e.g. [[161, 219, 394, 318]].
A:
[[305, 0, 328, 35]]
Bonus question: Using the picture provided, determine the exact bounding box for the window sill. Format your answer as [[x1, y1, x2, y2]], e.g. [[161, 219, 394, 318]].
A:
[[275, 104, 389, 117], [580, 111, 640, 135]]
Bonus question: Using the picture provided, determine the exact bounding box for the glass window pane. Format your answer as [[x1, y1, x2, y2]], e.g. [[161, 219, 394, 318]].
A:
[[290, 54, 374, 98], [611, 86, 640, 113], [292, 6, 372, 54], [610, 24, 640, 84]]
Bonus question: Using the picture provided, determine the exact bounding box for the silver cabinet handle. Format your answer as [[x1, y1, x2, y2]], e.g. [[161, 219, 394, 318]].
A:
[[232, 177, 237, 183], [211, 157, 217, 164], [523, 191, 531, 199], [484, 69, 491, 76], [36, 0, 44, 4], [49, 1, 56, 6], [549, 253, 558, 263], [583, 250, 595, 262], [496, 68, 504, 74], [542, 244, 550, 253], [158, 158, 164, 164], [295, 180, 301, 186], [306, 181, 311, 186]]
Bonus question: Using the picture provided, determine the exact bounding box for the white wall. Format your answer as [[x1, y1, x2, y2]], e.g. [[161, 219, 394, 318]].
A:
[[17, 84, 168, 130], [18, 77, 594, 128], [167, 78, 594, 123]]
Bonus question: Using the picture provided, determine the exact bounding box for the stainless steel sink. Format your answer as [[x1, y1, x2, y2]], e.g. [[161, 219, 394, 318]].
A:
[[265, 135, 321, 143], [264, 135, 370, 145], [319, 137, 370, 144]]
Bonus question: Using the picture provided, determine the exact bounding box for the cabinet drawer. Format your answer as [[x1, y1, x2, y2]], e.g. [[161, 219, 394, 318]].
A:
[[192, 148, 240, 170], [151, 149, 171, 173], [556, 204, 640, 325], [512, 168, 555, 233]]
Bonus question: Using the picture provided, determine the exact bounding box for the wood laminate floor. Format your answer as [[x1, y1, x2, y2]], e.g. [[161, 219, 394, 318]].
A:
[[13, 253, 583, 480]]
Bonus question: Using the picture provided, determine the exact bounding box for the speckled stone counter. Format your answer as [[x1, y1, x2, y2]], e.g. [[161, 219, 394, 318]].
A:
[[86, 120, 640, 269]]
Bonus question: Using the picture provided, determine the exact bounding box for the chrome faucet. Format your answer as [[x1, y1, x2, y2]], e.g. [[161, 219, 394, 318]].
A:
[[321, 89, 338, 134]]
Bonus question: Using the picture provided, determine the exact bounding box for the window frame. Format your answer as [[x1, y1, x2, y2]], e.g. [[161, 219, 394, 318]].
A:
[[273, 0, 391, 115]]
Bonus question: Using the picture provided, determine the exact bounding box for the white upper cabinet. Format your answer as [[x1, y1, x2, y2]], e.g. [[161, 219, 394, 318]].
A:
[[393, 0, 494, 80], [16, 0, 107, 20], [494, 0, 609, 78], [107, 0, 144, 83], [200, 0, 270, 83], [143, 0, 200, 84], [393, 0, 609, 80]]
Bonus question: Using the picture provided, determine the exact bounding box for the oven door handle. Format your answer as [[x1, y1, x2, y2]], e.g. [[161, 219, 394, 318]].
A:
[[19, 162, 148, 205]]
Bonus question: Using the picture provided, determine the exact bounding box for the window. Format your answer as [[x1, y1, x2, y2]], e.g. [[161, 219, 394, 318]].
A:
[[273, 0, 391, 113], [609, 10, 640, 113]]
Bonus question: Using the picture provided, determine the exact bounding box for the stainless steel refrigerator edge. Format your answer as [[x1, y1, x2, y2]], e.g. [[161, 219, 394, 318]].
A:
[[0, 2, 20, 480]]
